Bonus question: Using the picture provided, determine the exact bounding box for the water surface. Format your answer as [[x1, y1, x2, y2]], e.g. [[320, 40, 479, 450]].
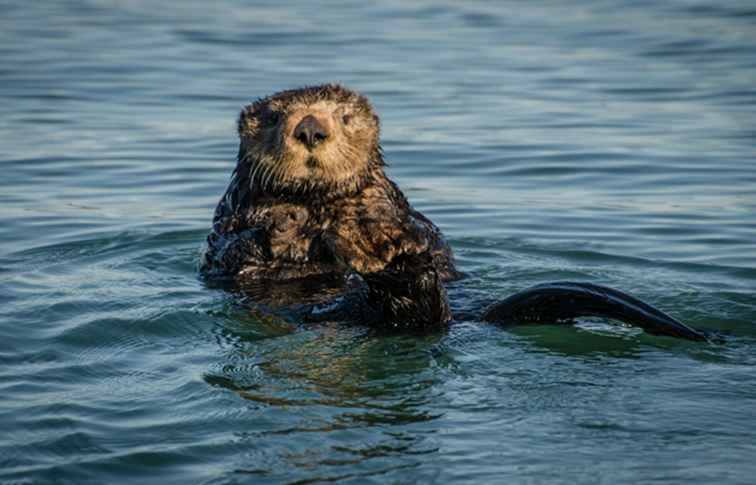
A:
[[1, 1, 755, 483]]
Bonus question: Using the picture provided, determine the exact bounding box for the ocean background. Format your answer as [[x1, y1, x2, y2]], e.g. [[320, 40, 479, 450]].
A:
[[1, 1, 755, 483]]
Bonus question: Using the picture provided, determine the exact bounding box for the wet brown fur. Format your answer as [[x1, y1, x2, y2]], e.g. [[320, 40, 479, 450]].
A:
[[201, 84, 459, 304]]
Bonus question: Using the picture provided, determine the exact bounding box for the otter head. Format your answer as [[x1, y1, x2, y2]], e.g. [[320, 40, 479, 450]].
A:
[[237, 84, 382, 197]]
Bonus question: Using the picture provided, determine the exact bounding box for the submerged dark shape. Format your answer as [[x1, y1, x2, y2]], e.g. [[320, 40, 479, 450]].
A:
[[201, 84, 708, 342]]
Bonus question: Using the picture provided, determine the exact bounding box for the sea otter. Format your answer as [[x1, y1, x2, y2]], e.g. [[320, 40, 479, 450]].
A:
[[201, 84, 708, 341]]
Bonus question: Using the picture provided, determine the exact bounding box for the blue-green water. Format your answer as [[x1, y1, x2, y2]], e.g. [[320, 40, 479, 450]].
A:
[[1, 1, 755, 483]]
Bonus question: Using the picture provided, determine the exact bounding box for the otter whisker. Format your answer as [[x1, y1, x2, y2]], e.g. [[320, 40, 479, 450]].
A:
[[249, 162, 262, 189], [263, 163, 275, 191], [258, 162, 268, 185], [270, 162, 285, 191], [258, 163, 269, 190], [237, 150, 250, 166]]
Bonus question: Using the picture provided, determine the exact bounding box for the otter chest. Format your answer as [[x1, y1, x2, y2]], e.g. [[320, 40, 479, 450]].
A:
[[258, 204, 322, 263], [259, 197, 415, 274]]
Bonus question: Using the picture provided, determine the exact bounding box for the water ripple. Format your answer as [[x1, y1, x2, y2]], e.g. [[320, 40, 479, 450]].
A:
[[1, 0, 756, 483]]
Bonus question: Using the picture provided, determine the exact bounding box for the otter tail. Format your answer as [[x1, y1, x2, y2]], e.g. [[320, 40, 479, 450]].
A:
[[482, 282, 708, 341]]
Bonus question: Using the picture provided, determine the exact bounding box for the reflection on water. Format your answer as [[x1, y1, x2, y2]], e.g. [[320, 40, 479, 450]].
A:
[[1, 0, 755, 483]]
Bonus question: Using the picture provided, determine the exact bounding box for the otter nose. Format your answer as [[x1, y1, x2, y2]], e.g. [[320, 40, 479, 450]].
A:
[[293, 115, 328, 149]]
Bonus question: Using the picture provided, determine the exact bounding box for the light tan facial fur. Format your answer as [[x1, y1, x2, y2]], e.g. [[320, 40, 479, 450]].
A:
[[237, 84, 381, 195]]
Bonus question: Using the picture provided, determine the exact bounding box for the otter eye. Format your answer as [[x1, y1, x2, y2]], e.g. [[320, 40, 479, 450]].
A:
[[342, 114, 352, 125]]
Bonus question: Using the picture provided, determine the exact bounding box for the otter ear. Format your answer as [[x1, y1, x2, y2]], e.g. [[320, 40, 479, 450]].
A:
[[237, 105, 258, 137]]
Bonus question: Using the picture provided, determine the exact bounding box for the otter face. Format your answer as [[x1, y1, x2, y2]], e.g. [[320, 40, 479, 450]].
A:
[[237, 84, 381, 196]]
